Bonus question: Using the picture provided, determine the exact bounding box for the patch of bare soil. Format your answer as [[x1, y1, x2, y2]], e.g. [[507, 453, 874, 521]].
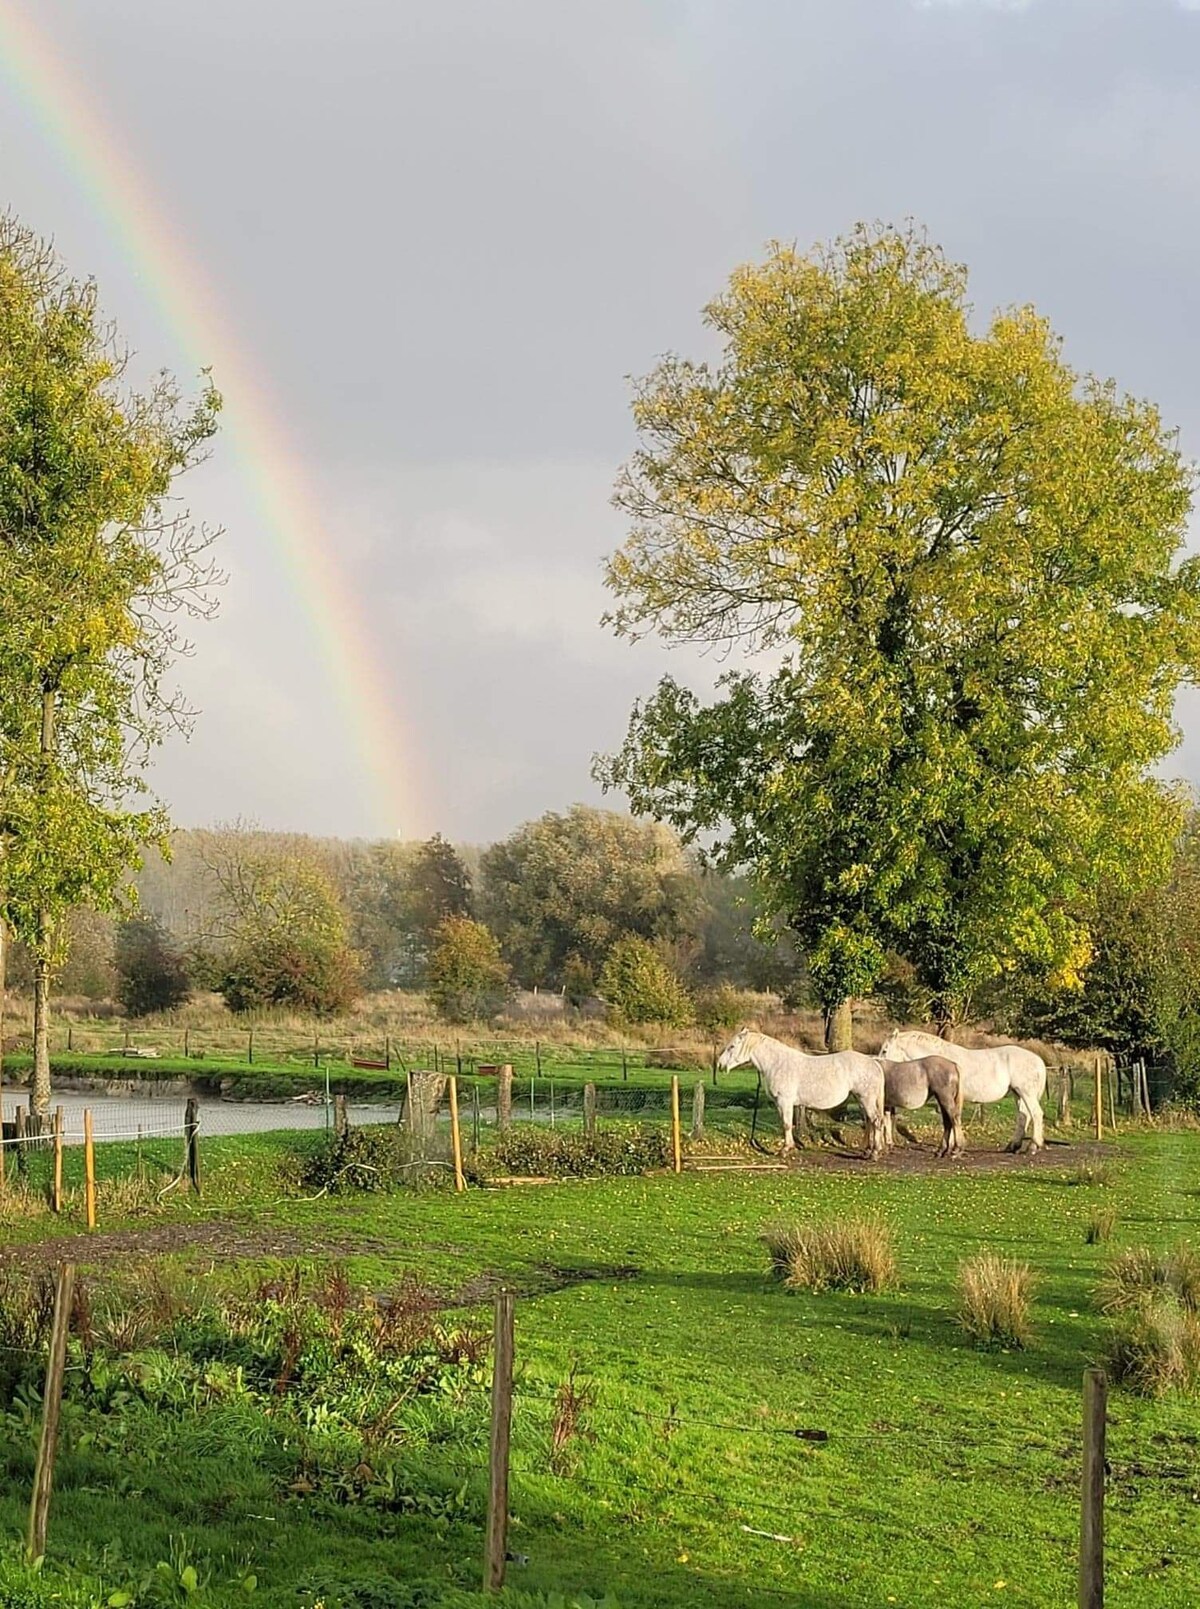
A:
[[779, 1137, 1110, 1175], [0, 1217, 392, 1271]]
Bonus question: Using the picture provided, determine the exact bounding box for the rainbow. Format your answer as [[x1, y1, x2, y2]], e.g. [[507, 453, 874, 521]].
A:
[[0, 2, 428, 838]]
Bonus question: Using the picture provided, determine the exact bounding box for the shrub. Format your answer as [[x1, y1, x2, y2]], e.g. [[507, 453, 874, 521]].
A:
[[427, 917, 511, 1023], [479, 1123, 670, 1179], [220, 930, 361, 1016], [115, 916, 190, 1017], [297, 1126, 450, 1194], [563, 954, 596, 1009], [1098, 1242, 1200, 1315], [599, 936, 693, 1027], [1085, 1209, 1118, 1245], [695, 984, 749, 1034], [763, 1217, 897, 1294], [956, 1255, 1035, 1348], [1106, 1294, 1200, 1396]]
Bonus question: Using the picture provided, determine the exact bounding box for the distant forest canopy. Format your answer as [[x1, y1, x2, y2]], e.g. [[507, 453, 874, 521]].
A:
[[11, 807, 802, 1005]]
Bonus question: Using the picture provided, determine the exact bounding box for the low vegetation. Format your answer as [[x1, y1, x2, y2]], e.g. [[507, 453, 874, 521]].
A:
[[763, 1216, 898, 1294], [1084, 1208, 1118, 1244], [956, 1254, 1036, 1349], [1106, 1294, 1200, 1397]]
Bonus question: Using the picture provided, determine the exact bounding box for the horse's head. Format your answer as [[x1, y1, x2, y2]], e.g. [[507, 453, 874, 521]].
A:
[[718, 1027, 757, 1072], [879, 1029, 904, 1061]]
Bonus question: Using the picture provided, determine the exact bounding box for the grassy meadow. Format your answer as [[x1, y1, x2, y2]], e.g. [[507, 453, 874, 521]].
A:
[[0, 1118, 1198, 1609]]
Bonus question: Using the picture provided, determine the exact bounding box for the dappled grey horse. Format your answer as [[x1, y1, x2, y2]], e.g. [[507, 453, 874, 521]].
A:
[[877, 1054, 964, 1157], [717, 1028, 887, 1158]]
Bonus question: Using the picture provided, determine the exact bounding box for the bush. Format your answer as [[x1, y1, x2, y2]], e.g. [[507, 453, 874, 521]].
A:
[[763, 1217, 897, 1294], [220, 930, 361, 1016], [599, 936, 693, 1027], [1098, 1243, 1200, 1315], [115, 916, 190, 1017], [427, 917, 511, 1024], [1106, 1294, 1200, 1396], [297, 1126, 449, 1194], [956, 1255, 1035, 1348], [1085, 1209, 1118, 1245], [694, 984, 750, 1034], [479, 1124, 670, 1179], [563, 954, 596, 1009]]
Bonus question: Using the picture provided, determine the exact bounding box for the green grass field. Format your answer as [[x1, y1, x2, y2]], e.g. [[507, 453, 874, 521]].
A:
[[1, 1125, 1198, 1609]]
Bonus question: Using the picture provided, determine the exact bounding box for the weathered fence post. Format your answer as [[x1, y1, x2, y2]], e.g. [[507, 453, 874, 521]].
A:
[[483, 1290, 515, 1592], [449, 1075, 465, 1193], [66, 1026, 72, 1052], [1080, 1368, 1107, 1609], [670, 1076, 682, 1174], [534, 1040, 542, 1078], [497, 1064, 513, 1133], [333, 1093, 349, 1141], [384, 1035, 391, 1070], [621, 1046, 628, 1082], [183, 1027, 190, 1058], [1107, 1058, 1117, 1133], [184, 1097, 201, 1194], [26, 1262, 75, 1562], [1093, 1059, 1103, 1143], [313, 1033, 320, 1069], [247, 1028, 254, 1064], [691, 1081, 705, 1141], [52, 1107, 63, 1214], [83, 1110, 96, 1229], [1058, 1071, 1072, 1129], [583, 1082, 597, 1139], [711, 1042, 719, 1087], [14, 1104, 26, 1178]]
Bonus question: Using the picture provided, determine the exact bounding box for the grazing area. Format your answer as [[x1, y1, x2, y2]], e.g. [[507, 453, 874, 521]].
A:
[[0, 1127, 1198, 1607]]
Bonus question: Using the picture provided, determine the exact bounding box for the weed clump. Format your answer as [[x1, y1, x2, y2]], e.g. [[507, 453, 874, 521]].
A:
[[1106, 1295, 1200, 1397], [1099, 1243, 1200, 1316], [1065, 1161, 1115, 1188], [956, 1255, 1035, 1349], [763, 1217, 897, 1294], [1085, 1209, 1118, 1245]]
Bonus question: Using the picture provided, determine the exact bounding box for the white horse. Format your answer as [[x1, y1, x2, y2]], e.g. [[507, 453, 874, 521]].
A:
[[878, 1029, 1047, 1153], [718, 1028, 887, 1157]]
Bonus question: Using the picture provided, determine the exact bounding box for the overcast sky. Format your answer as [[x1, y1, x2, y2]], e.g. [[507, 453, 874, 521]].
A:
[[4, 0, 1200, 842]]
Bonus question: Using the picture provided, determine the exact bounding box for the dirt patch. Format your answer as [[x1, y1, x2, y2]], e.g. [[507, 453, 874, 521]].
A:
[[451, 1261, 640, 1308], [0, 1217, 401, 1272], [770, 1138, 1112, 1176]]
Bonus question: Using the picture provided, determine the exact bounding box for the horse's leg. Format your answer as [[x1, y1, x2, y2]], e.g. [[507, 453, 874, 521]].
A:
[[1026, 1089, 1044, 1154], [778, 1095, 795, 1152], [1005, 1094, 1028, 1154], [883, 1110, 896, 1149], [862, 1088, 884, 1160]]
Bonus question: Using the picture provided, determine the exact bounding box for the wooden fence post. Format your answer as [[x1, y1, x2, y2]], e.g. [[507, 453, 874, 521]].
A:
[[1106, 1059, 1117, 1133], [26, 1262, 75, 1562], [534, 1040, 542, 1078], [449, 1075, 465, 1193], [483, 1290, 515, 1592], [711, 1042, 719, 1086], [83, 1110, 96, 1229], [14, 1104, 26, 1177], [498, 1064, 513, 1133], [691, 1081, 705, 1141], [333, 1093, 348, 1140], [385, 1035, 391, 1070], [583, 1082, 597, 1139], [184, 1097, 201, 1194], [313, 1033, 320, 1069], [1093, 1059, 1103, 1143], [52, 1107, 63, 1214], [621, 1046, 628, 1082], [670, 1076, 682, 1174], [247, 1028, 254, 1064], [1080, 1367, 1106, 1609], [184, 1027, 190, 1059]]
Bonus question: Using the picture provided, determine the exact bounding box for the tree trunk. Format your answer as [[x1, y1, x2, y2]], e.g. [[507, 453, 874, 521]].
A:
[[31, 928, 51, 1115], [30, 686, 55, 1116], [824, 999, 853, 1052]]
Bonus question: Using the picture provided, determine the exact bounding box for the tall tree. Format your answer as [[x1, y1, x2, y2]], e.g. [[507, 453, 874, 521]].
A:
[[598, 225, 1200, 1044], [479, 805, 704, 988], [0, 218, 221, 1108]]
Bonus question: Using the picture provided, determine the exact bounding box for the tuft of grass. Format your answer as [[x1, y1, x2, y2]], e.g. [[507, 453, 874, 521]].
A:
[[1084, 1208, 1118, 1245], [763, 1216, 897, 1294], [1106, 1293, 1200, 1397], [956, 1255, 1036, 1349], [1098, 1242, 1200, 1315], [1065, 1161, 1115, 1188]]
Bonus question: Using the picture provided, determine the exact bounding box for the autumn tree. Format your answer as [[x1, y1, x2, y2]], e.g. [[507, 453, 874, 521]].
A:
[[199, 833, 361, 1015], [114, 916, 190, 1018], [426, 916, 511, 1024], [599, 225, 1200, 1047], [599, 936, 693, 1027], [0, 218, 221, 1108], [479, 805, 704, 988]]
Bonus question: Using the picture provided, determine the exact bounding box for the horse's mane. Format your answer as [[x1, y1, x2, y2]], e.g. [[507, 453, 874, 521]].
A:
[[887, 1028, 946, 1052]]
